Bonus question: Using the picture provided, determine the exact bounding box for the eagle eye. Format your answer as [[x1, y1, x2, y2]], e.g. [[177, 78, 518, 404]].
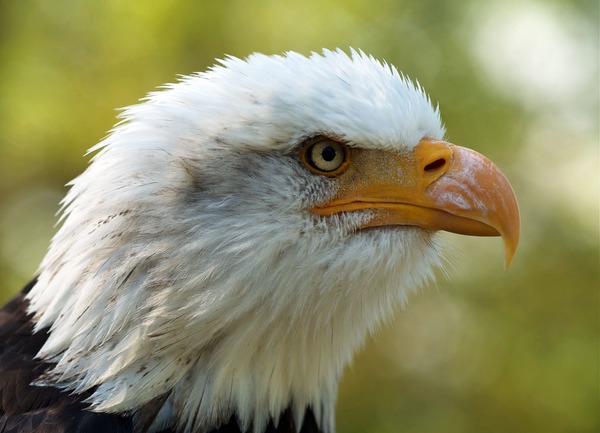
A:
[[301, 138, 349, 176]]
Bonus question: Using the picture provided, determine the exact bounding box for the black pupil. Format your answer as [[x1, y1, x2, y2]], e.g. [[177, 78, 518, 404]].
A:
[[321, 146, 337, 162]]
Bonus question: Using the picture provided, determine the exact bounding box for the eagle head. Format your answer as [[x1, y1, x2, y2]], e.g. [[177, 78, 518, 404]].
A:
[[25, 49, 519, 432]]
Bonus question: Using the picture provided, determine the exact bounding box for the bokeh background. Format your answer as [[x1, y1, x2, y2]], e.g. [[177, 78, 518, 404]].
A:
[[0, 1, 597, 432]]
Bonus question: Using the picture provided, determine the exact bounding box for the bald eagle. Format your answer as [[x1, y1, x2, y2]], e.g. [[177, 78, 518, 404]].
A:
[[0, 50, 519, 433]]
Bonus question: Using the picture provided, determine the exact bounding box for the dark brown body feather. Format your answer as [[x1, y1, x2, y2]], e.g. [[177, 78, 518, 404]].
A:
[[0, 280, 323, 433]]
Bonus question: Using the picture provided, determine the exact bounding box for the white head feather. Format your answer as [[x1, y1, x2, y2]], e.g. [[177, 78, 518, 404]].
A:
[[27, 49, 446, 432]]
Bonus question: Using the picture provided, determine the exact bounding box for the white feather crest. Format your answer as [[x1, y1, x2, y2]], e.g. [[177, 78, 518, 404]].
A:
[[27, 49, 445, 432]]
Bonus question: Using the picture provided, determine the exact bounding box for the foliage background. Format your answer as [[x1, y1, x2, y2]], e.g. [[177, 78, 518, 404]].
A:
[[0, 1, 597, 432]]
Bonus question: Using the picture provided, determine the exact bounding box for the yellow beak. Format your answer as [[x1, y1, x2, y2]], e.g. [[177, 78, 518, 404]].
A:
[[311, 138, 520, 269]]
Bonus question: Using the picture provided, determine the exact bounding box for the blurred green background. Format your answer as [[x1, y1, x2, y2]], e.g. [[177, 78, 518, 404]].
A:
[[0, 1, 597, 432]]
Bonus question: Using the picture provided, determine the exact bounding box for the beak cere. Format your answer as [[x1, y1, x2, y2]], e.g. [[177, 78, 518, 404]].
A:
[[311, 138, 521, 269]]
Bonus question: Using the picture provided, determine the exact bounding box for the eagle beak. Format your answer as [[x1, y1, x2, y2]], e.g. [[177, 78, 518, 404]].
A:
[[311, 138, 520, 269]]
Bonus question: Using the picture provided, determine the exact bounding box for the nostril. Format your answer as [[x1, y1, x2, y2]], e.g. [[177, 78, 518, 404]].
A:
[[424, 158, 447, 172]]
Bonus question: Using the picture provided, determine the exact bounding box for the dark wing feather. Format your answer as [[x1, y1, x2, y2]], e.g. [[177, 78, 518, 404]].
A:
[[0, 279, 133, 433]]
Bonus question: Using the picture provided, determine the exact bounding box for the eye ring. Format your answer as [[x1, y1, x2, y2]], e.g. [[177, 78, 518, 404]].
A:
[[301, 137, 350, 177]]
